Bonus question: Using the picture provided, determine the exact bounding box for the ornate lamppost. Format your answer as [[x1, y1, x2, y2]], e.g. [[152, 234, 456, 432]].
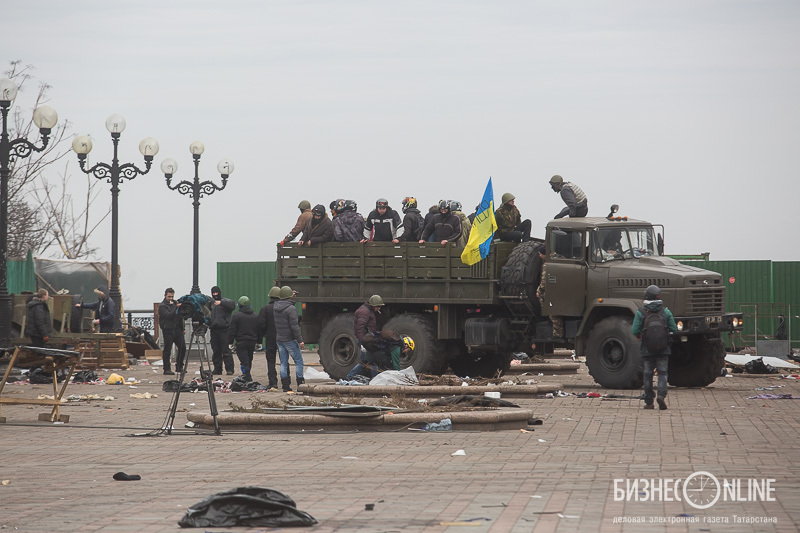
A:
[[0, 78, 58, 347], [161, 142, 233, 294], [72, 116, 159, 331]]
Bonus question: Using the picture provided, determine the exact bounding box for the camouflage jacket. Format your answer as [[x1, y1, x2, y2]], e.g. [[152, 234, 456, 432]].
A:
[[494, 204, 521, 234]]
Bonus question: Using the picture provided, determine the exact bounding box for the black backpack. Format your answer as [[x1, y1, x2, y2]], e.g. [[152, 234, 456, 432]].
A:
[[641, 308, 669, 354]]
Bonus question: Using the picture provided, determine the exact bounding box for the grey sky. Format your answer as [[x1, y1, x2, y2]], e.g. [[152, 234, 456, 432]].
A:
[[4, 1, 799, 308]]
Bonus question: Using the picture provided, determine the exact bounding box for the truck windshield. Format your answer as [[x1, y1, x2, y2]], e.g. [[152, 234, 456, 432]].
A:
[[594, 227, 658, 262]]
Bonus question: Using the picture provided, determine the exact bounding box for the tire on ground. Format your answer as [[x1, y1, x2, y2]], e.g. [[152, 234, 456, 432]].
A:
[[585, 316, 643, 389], [317, 313, 359, 380], [384, 313, 448, 375], [668, 335, 725, 387]]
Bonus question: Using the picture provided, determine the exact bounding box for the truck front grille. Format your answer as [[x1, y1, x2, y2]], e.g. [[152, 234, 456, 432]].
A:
[[688, 289, 724, 314]]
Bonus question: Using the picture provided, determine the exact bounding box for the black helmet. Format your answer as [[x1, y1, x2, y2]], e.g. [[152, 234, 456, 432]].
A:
[[376, 198, 389, 208], [438, 199, 451, 211], [645, 285, 661, 300], [342, 199, 357, 212], [449, 200, 462, 212], [401, 196, 417, 213]]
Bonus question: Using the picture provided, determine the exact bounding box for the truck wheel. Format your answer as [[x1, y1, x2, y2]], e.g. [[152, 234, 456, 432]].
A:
[[317, 313, 359, 380], [668, 336, 724, 387], [585, 316, 643, 389], [384, 314, 447, 375]]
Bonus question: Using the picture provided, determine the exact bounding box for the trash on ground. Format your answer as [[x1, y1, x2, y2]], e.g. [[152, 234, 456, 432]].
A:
[[130, 392, 157, 399], [747, 393, 800, 399], [177, 487, 317, 528], [112, 472, 141, 481], [106, 373, 125, 385], [303, 367, 330, 380], [369, 366, 418, 386], [430, 394, 520, 408], [424, 418, 452, 431], [725, 354, 799, 371], [451, 449, 466, 456]]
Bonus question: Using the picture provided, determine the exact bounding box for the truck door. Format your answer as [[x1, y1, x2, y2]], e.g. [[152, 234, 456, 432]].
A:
[[543, 228, 587, 317]]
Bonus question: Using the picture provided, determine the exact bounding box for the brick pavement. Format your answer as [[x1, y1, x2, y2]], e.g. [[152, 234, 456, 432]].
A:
[[1, 353, 799, 532]]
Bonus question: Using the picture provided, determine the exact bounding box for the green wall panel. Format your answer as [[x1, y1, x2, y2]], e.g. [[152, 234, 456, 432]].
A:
[[216, 262, 277, 316]]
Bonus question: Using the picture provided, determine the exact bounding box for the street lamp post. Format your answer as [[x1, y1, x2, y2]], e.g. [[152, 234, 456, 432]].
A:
[[72, 116, 159, 331], [161, 142, 233, 295], [0, 78, 58, 348]]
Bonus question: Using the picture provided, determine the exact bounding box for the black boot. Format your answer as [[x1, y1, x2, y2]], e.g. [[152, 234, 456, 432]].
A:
[[282, 378, 292, 392], [296, 377, 305, 388]]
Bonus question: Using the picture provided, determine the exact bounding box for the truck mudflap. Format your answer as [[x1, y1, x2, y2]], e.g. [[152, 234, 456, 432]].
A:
[[672, 312, 744, 335]]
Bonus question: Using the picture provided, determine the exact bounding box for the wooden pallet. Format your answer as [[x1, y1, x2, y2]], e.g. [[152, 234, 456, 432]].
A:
[[76, 336, 129, 369]]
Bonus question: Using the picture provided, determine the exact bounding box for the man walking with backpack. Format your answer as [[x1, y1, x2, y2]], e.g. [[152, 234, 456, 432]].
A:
[[631, 285, 678, 410]]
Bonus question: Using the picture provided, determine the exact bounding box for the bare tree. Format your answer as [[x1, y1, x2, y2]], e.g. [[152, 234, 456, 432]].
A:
[[4, 60, 108, 259]]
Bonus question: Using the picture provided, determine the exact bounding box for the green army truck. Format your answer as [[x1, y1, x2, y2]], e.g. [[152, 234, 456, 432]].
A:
[[275, 213, 743, 389]]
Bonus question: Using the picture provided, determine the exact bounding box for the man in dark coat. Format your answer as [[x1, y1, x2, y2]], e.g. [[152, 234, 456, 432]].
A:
[[361, 198, 404, 242], [274, 286, 305, 392], [298, 204, 334, 246], [76, 285, 117, 332], [257, 286, 281, 390], [227, 296, 264, 382], [333, 200, 365, 242], [419, 200, 462, 245], [158, 287, 186, 375], [209, 285, 236, 375], [494, 193, 531, 242], [25, 289, 51, 347], [398, 197, 425, 242]]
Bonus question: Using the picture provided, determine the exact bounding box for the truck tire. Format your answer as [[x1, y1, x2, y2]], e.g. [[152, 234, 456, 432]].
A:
[[384, 314, 448, 375], [668, 336, 724, 387], [585, 316, 643, 389], [318, 313, 359, 380], [499, 240, 542, 306]]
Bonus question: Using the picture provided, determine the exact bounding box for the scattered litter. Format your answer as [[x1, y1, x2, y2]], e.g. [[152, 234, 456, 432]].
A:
[[112, 472, 141, 481], [726, 354, 798, 370], [755, 386, 784, 391], [556, 390, 569, 397], [538, 439, 546, 443], [520, 429, 532, 433], [185, 421, 196, 428], [423, 419, 452, 431], [440, 522, 482, 527], [303, 367, 330, 380], [126, 377, 138, 382], [365, 503, 374, 511], [1, 480, 10, 485], [178, 487, 317, 528], [369, 367, 418, 386], [451, 449, 466, 456], [558, 513, 579, 519], [461, 381, 469, 387], [341, 456, 360, 460], [106, 373, 125, 385], [130, 392, 158, 399], [37, 394, 65, 403], [747, 394, 800, 400], [530, 495, 542, 499], [336, 379, 367, 386]]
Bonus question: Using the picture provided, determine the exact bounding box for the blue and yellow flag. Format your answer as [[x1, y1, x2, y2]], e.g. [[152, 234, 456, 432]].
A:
[[460, 178, 498, 265]]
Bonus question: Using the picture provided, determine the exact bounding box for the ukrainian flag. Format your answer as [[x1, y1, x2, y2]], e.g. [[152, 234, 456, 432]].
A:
[[460, 178, 498, 266]]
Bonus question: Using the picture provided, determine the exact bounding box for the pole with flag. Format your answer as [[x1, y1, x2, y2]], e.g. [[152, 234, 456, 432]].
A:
[[460, 177, 498, 266]]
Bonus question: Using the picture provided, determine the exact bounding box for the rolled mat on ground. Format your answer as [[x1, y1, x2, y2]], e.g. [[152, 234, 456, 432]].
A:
[[178, 486, 317, 528]]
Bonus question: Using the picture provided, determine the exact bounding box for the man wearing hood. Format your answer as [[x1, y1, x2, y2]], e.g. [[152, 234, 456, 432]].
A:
[[76, 285, 117, 333], [631, 285, 678, 411], [25, 289, 52, 347], [298, 204, 334, 246], [209, 285, 236, 375], [279, 200, 313, 246], [419, 200, 462, 246], [227, 296, 264, 382], [274, 285, 305, 392]]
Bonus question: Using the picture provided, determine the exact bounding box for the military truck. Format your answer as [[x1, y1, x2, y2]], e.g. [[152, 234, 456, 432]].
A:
[[275, 211, 743, 389]]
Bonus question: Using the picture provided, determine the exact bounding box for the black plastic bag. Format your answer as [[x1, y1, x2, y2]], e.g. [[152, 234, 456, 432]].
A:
[[230, 376, 268, 392], [744, 357, 778, 375], [162, 380, 198, 392], [430, 394, 520, 408], [73, 370, 99, 382], [178, 486, 316, 528]]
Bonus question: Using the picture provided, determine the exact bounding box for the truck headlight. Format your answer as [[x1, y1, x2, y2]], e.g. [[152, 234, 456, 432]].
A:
[[676, 321, 684, 331], [732, 317, 741, 328]]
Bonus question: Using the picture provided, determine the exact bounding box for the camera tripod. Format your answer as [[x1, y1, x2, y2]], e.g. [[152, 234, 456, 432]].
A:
[[161, 324, 220, 436]]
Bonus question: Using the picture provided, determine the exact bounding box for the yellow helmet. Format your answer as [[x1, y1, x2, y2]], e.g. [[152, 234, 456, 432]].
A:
[[402, 335, 415, 351]]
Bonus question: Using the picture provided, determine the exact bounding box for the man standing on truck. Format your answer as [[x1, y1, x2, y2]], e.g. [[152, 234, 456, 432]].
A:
[[398, 197, 425, 242], [279, 200, 313, 246], [419, 200, 462, 246], [536, 249, 564, 339], [494, 193, 531, 242], [362, 198, 404, 243], [631, 285, 678, 410], [298, 204, 334, 246], [549, 175, 588, 219]]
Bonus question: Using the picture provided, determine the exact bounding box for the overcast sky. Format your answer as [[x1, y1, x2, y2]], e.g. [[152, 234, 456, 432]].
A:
[[3, 1, 799, 309]]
